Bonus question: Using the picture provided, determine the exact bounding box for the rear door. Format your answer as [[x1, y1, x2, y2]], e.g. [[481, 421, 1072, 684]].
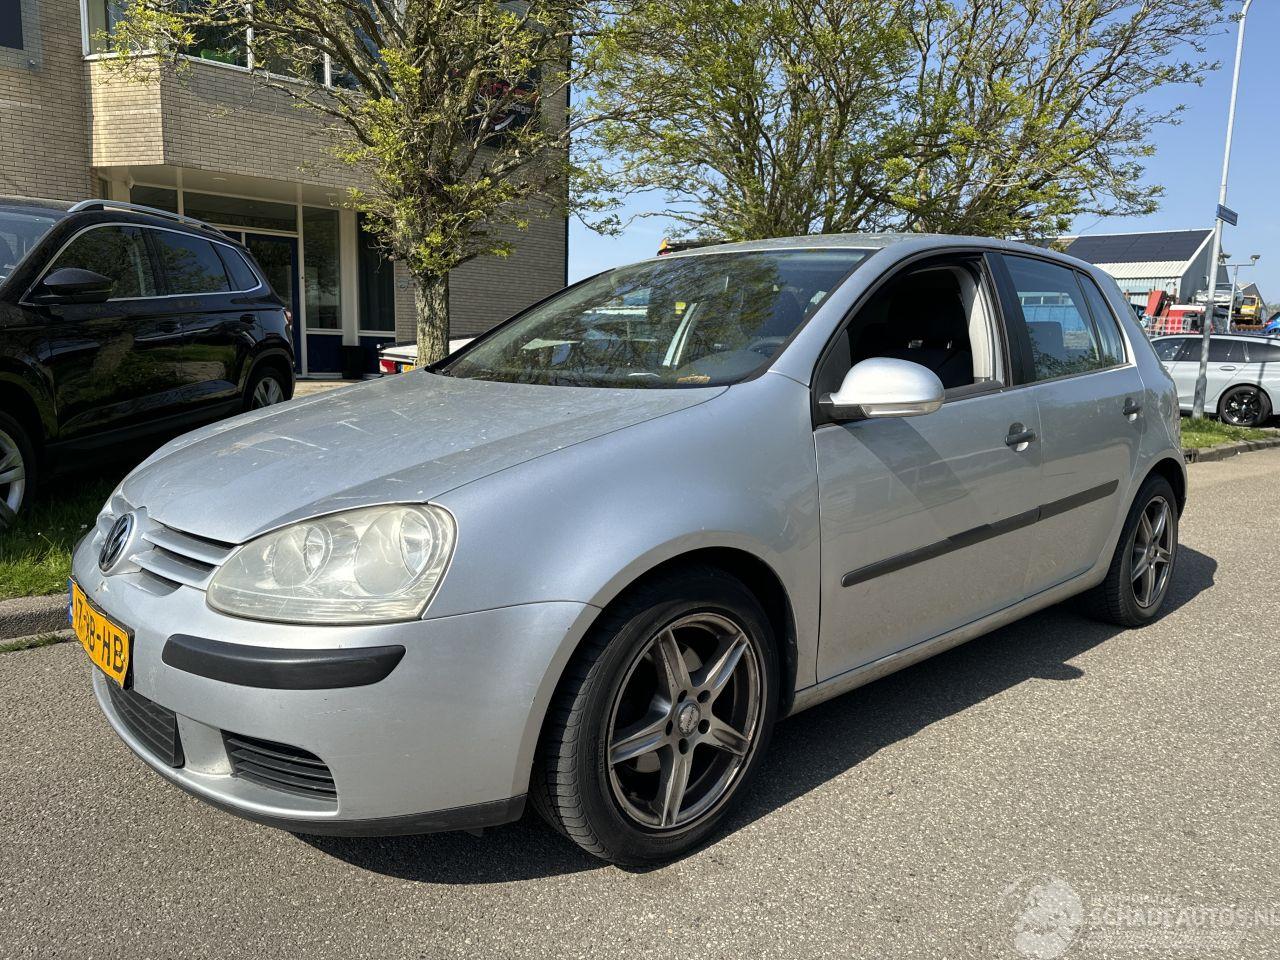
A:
[[996, 255, 1143, 597], [147, 227, 252, 409]]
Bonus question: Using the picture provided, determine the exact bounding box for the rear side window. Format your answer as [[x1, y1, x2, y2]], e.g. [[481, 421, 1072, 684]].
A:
[[1246, 341, 1280, 363], [1076, 274, 1126, 365], [1003, 255, 1112, 381], [1207, 339, 1245, 363], [150, 230, 231, 294], [1152, 338, 1187, 362], [216, 245, 261, 292], [48, 225, 157, 299]]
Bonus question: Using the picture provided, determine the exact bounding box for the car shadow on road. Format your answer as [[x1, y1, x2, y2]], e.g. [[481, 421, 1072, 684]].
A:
[[303, 545, 1216, 884]]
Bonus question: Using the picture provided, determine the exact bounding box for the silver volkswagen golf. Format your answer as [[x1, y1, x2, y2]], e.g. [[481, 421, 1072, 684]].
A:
[[72, 235, 1186, 865]]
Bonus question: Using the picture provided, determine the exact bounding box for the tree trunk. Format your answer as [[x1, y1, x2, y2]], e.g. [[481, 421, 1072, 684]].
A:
[[413, 271, 451, 365]]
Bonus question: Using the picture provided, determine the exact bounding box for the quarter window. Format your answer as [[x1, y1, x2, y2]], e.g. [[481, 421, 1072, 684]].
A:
[[1246, 341, 1280, 363], [216, 245, 261, 292], [48, 226, 156, 299], [150, 231, 231, 294], [1004, 255, 1113, 381]]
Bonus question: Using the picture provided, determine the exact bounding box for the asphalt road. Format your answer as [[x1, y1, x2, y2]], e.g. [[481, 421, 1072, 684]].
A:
[[3, 451, 1278, 959]]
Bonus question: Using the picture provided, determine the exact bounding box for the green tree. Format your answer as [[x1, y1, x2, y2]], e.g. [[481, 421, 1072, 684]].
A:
[[580, 0, 1226, 242], [578, 0, 914, 240], [109, 0, 582, 364]]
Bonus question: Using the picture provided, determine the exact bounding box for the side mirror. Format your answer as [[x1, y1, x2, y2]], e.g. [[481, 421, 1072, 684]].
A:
[[820, 357, 945, 422], [38, 267, 114, 303]]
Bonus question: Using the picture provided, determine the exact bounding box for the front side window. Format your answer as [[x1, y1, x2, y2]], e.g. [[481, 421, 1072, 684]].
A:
[[0, 207, 59, 284], [1152, 338, 1188, 362], [442, 249, 869, 388], [47, 225, 156, 298], [1004, 255, 1115, 381], [150, 231, 231, 294]]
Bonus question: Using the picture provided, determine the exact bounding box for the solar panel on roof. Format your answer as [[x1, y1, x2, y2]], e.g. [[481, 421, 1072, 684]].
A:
[[1065, 230, 1211, 265]]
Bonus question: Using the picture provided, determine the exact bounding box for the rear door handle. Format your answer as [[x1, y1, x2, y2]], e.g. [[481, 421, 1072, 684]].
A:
[[1217, 365, 1237, 372], [1005, 424, 1037, 449], [1122, 397, 1143, 417]]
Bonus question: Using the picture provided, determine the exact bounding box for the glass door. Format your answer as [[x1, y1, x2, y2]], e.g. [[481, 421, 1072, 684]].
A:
[[242, 233, 302, 372]]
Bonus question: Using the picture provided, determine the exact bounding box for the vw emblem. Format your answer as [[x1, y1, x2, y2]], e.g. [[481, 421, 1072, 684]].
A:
[[99, 513, 135, 572]]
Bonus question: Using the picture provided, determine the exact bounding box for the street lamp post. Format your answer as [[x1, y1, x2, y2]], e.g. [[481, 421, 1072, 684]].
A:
[[1192, 0, 1253, 419]]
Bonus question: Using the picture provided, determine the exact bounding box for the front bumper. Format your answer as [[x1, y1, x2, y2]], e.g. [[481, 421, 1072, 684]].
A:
[[73, 535, 595, 834]]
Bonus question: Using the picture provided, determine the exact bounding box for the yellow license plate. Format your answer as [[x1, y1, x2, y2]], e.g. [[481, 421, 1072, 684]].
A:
[[70, 580, 131, 688]]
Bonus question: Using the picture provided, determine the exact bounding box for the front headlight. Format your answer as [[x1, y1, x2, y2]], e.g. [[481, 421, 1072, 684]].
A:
[[207, 504, 455, 624]]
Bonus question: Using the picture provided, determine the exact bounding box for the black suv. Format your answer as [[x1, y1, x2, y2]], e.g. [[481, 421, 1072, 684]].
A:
[[0, 197, 294, 524]]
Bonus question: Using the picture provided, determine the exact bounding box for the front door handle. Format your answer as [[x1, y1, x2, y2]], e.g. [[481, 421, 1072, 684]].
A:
[[1217, 365, 1237, 372], [1005, 424, 1037, 449], [1122, 397, 1143, 417]]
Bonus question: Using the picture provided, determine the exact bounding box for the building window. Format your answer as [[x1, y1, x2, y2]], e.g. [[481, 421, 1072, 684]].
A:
[[303, 207, 341, 330], [357, 214, 394, 332], [183, 192, 295, 232], [130, 185, 179, 213], [1, 0, 23, 49]]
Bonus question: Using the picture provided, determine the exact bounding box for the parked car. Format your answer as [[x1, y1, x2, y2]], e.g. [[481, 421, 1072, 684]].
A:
[[1150, 334, 1280, 426], [0, 198, 295, 525], [71, 235, 1185, 865], [377, 338, 472, 374]]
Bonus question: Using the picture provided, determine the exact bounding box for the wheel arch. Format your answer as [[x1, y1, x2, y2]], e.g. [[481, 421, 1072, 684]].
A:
[[1145, 455, 1187, 516], [0, 376, 49, 452], [243, 348, 296, 400]]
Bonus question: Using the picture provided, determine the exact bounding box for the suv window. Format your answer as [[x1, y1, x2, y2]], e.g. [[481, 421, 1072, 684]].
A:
[[1077, 274, 1126, 365], [47, 225, 157, 299], [1003, 255, 1114, 381], [150, 230, 231, 294], [1153, 338, 1187, 362], [1246, 340, 1280, 363], [1208, 339, 1245, 363]]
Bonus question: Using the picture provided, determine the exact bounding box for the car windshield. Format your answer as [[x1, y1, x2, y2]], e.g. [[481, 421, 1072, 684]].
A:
[[441, 249, 869, 388], [0, 208, 60, 284]]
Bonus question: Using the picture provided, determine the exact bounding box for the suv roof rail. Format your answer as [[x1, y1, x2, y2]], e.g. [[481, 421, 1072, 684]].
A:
[[67, 199, 226, 236]]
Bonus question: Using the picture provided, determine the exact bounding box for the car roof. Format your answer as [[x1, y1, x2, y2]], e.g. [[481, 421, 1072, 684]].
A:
[[645, 232, 1096, 271], [0, 196, 73, 218]]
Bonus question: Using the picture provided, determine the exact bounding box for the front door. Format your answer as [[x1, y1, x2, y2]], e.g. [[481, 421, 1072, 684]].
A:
[[813, 255, 1043, 681], [242, 233, 301, 372]]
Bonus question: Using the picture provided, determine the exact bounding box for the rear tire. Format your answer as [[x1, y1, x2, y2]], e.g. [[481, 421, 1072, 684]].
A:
[[0, 411, 36, 529], [1218, 385, 1270, 427], [1082, 475, 1178, 627], [531, 567, 778, 865], [244, 364, 291, 411]]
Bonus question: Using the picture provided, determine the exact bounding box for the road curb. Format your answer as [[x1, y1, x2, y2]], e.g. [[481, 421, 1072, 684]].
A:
[[0, 594, 68, 641], [0, 629, 73, 653], [1183, 436, 1280, 464]]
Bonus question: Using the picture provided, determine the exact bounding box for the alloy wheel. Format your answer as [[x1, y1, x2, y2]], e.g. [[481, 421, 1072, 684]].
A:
[[1222, 388, 1262, 426], [605, 612, 763, 830], [1131, 495, 1174, 609], [252, 376, 286, 408], [0, 428, 26, 526]]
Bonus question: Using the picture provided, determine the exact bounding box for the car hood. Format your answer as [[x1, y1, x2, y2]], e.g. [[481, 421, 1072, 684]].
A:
[[123, 372, 723, 543]]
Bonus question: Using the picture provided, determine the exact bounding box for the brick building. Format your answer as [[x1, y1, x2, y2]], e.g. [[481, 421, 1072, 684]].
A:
[[0, 0, 567, 376]]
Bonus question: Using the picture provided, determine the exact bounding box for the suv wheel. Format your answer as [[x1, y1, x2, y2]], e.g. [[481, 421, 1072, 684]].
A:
[[1083, 475, 1178, 627], [532, 567, 778, 865], [1218, 385, 1270, 427], [246, 366, 288, 410], [0, 412, 35, 528]]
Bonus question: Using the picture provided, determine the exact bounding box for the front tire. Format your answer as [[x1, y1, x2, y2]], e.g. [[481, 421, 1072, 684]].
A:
[[1083, 475, 1178, 627], [1218, 385, 1270, 427], [532, 567, 779, 865], [0, 412, 36, 529]]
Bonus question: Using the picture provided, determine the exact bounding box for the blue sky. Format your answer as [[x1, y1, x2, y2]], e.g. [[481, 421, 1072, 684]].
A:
[[567, 2, 1279, 304]]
